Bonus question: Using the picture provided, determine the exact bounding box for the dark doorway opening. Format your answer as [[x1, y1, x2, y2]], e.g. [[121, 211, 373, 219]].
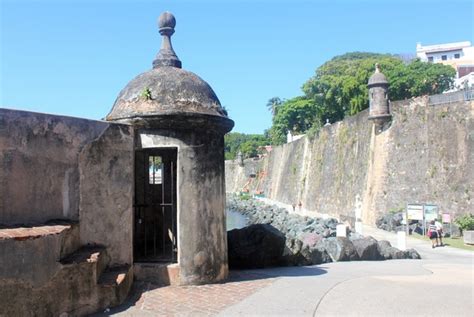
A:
[[134, 148, 177, 263]]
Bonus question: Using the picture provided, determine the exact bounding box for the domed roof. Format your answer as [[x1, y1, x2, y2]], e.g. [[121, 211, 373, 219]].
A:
[[368, 63, 389, 87], [106, 67, 226, 120], [106, 12, 231, 125]]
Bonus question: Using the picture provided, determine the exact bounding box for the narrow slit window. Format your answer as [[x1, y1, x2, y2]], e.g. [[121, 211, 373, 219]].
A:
[[149, 156, 163, 184]]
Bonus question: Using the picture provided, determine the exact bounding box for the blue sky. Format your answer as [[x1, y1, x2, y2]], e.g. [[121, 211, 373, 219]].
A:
[[1, 0, 473, 134]]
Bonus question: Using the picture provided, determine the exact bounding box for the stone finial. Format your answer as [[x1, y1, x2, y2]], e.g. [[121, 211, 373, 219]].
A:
[[153, 12, 182, 69], [375, 63, 380, 73]]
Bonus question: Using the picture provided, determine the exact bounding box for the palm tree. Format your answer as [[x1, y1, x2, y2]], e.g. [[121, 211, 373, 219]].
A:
[[266, 97, 282, 116]]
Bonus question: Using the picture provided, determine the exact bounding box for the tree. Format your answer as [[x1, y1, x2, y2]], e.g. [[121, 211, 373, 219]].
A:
[[264, 52, 456, 147], [269, 96, 320, 145], [389, 59, 456, 100], [224, 132, 270, 160], [266, 97, 283, 116], [302, 52, 456, 122], [302, 53, 404, 121]]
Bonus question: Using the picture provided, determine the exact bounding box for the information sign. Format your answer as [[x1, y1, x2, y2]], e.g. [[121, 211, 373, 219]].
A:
[[407, 204, 424, 220], [424, 205, 439, 221], [442, 213, 451, 223]]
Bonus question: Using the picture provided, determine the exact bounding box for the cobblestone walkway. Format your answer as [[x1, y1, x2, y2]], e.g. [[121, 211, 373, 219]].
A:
[[101, 271, 275, 316]]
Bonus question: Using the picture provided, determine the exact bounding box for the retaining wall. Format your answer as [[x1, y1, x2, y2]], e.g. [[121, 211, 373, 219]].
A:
[[225, 97, 473, 224]]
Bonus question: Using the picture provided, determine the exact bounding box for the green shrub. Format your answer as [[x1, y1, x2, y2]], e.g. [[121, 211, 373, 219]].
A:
[[140, 87, 152, 100], [238, 192, 251, 201], [454, 214, 474, 231]]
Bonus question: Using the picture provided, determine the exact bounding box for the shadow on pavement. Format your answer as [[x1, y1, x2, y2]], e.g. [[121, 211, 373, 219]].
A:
[[91, 281, 153, 316], [229, 265, 327, 280]]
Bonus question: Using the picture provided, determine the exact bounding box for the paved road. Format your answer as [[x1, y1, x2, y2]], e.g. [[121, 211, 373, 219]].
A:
[[105, 226, 473, 316], [220, 226, 473, 316]]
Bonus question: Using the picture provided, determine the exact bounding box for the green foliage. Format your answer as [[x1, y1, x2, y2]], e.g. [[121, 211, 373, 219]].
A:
[[306, 119, 323, 140], [269, 96, 321, 145], [140, 87, 152, 100], [428, 165, 437, 178], [238, 192, 251, 201], [302, 52, 456, 122], [264, 51, 455, 147], [388, 206, 404, 214], [454, 214, 474, 231], [224, 132, 270, 160], [266, 97, 283, 117]]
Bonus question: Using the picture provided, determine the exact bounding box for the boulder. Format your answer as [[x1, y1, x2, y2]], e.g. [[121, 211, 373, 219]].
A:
[[227, 195, 422, 265], [227, 224, 286, 269], [351, 236, 381, 260], [301, 245, 332, 264], [324, 218, 338, 230], [404, 248, 421, 259], [281, 236, 332, 266], [299, 232, 323, 248], [376, 240, 421, 260], [281, 238, 308, 266], [377, 240, 392, 259], [385, 247, 406, 259], [412, 225, 423, 235], [319, 237, 359, 262]]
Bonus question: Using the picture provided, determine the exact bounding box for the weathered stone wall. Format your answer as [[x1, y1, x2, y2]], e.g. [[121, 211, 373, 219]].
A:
[[79, 124, 134, 265], [377, 97, 473, 221], [0, 109, 134, 264], [0, 109, 107, 224], [226, 98, 473, 224]]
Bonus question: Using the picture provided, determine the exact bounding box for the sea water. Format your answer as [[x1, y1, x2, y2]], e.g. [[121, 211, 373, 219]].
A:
[[226, 209, 248, 231]]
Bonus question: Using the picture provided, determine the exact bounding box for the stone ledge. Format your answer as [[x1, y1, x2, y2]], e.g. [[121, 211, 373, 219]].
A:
[[0, 221, 74, 241]]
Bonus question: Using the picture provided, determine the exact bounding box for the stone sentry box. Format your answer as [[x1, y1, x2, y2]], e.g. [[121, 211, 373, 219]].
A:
[[106, 12, 234, 285], [368, 63, 392, 130]]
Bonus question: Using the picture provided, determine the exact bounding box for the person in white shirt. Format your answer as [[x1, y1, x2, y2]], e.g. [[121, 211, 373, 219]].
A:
[[435, 220, 444, 246], [428, 221, 439, 248]]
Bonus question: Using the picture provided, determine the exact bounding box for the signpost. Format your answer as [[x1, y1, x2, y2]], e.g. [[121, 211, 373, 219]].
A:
[[442, 213, 452, 236], [406, 203, 440, 236], [424, 204, 439, 236], [407, 204, 424, 220], [424, 205, 439, 221], [442, 213, 451, 223], [406, 204, 423, 235]]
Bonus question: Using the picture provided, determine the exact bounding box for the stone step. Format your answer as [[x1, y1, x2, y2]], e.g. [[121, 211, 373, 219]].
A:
[[0, 220, 80, 284], [134, 262, 180, 286], [60, 245, 109, 282], [98, 265, 133, 306]]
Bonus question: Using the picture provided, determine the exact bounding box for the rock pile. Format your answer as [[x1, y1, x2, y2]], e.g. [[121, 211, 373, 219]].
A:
[[227, 196, 420, 269], [376, 212, 460, 237], [376, 212, 406, 233]]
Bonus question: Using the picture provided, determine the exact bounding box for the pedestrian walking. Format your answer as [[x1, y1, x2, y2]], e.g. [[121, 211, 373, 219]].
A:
[[428, 220, 439, 248], [435, 219, 444, 246]]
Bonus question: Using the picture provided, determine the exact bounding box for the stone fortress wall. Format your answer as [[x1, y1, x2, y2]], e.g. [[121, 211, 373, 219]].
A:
[[225, 97, 473, 225], [0, 108, 135, 264], [0, 109, 135, 316]]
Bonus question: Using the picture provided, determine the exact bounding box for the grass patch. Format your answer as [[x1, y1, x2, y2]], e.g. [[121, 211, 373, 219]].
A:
[[410, 234, 474, 251], [238, 192, 251, 201]]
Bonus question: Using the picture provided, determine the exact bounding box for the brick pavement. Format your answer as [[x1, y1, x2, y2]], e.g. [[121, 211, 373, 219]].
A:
[[104, 271, 276, 316]]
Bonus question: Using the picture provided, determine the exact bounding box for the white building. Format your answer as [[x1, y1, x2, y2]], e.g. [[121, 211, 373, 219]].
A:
[[416, 41, 472, 63], [416, 41, 474, 78]]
